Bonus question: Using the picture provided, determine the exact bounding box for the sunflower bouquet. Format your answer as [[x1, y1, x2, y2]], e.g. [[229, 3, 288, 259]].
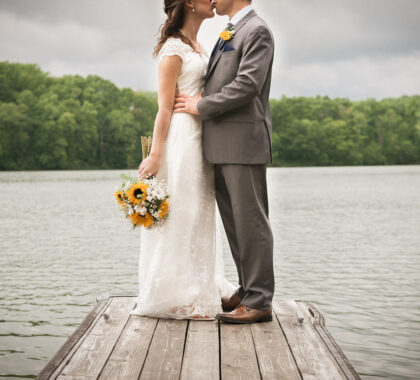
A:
[[114, 173, 169, 230]]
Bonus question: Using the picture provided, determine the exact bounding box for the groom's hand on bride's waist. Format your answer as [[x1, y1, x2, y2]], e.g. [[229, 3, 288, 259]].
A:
[[173, 93, 202, 116]]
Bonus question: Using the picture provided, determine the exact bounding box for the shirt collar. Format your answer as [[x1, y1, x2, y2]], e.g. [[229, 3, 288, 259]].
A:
[[229, 4, 253, 26]]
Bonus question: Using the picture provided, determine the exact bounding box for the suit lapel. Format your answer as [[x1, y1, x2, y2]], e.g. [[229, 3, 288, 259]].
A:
[[207, 38, 222, 73], [205, 10, 257, 81], [207, 40, 227, 75]]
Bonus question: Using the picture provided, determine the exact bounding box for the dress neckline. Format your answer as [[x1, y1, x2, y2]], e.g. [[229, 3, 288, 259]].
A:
[[169, 37, 206, 58]]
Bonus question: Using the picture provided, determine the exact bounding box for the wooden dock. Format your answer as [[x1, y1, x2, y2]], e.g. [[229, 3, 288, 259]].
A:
[[37, 294, 360, 379]]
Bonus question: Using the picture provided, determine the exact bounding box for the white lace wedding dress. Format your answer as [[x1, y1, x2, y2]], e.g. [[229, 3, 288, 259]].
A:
[[130, 37, 238, 320]]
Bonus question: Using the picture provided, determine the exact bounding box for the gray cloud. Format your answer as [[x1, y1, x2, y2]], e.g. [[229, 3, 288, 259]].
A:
[[264, 0, 420, 65], [1, 0, 419, 100]]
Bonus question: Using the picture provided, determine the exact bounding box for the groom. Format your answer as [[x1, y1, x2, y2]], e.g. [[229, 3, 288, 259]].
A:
[[174, 0, 275, 323]]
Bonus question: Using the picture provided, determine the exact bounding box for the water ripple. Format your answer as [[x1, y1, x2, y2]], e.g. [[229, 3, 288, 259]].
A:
[[0, 166, 419, 379]]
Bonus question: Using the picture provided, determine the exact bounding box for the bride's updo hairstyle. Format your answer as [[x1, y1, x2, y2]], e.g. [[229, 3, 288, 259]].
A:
[[154, 0, 195, 57]]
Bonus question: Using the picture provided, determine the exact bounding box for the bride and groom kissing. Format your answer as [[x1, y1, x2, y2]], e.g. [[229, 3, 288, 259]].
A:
[[131, 0, 275, 324]]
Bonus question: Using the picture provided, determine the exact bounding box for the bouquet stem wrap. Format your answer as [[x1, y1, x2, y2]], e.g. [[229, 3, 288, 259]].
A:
[[141, 136, 152, 161]]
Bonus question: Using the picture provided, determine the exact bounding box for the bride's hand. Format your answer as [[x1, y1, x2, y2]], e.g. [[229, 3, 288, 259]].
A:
[[138, 155, 160, 179]]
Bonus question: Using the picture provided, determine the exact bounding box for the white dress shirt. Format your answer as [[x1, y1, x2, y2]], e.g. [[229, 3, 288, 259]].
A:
[[229, 4, 254, 26]]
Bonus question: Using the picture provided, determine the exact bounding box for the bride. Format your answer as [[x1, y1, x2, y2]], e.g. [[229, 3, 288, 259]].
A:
[[130, 0, 238, 320]]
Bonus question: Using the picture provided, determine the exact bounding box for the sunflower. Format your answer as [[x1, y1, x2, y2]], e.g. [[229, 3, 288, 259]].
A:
[[220, 30, 235, 41], [126, 182, 149, 205], [129, 212, 154, 228], [159, 200, 169, 218], [113, 190, 126, 206]]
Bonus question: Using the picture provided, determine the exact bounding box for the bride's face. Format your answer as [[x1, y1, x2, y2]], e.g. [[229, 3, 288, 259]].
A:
[[192, 0, 215, 19]]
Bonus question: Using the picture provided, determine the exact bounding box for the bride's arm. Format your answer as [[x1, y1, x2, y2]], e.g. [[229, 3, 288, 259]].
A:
[[138, 55, 182, 179]]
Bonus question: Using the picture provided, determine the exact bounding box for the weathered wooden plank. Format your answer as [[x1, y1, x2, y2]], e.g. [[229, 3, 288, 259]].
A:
[[139, 318, 188, 380], [299, 301, 361, 380], [180, 320, 219, 380], [38, 297, 359, 380], [56, 297, 136, 378], [98, 315, 159, 380], [37, 297, 112, 380], [55, 376, 96, 380], [220, 322, 261, 380], [273, 300, 346, 380], [250, 314, 301, 380]]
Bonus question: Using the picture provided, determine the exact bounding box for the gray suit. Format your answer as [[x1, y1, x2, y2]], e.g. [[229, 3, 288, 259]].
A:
[[197, 10, 275, 311]]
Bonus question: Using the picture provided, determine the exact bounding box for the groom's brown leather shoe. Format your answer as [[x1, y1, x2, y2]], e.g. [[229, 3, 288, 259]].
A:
[[216, 304, 272, 324], [221, 293, 242, 312]]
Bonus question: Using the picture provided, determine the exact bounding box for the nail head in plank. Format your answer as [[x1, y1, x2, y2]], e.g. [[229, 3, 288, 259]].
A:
[[98, 315, 159, 379], [298, 301, 361, 380], [39, 297, 112, 380], [273, 300, 346, 379], [56, 297, 137, 378]]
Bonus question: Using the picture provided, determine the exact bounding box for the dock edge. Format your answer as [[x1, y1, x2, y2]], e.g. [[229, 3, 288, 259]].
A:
[[305, 301, 361, 380]]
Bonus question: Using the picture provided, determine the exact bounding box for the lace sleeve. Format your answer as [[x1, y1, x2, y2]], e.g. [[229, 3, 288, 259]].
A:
[[156, 38, 192, 63]]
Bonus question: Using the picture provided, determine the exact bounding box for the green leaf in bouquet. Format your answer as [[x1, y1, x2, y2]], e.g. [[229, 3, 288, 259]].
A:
[[120, 172, 137, 185]]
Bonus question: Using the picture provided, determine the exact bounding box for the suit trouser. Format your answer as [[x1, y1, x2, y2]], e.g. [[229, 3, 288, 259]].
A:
[[215, 163, 274, 311]]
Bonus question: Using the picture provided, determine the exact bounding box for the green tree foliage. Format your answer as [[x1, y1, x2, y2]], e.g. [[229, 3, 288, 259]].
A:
[[270, 95, 420, 166], [0, 62, 419, 170]]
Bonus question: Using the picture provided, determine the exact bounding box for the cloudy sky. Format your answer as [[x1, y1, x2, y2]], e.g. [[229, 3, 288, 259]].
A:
[[1, 0, 419, 100]]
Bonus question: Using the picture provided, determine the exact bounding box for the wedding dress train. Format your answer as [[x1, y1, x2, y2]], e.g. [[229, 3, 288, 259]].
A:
[[130, 37, 238, 320]]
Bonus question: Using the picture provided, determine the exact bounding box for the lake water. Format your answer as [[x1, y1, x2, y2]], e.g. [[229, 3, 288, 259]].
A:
[[0, 166, 419, 379]]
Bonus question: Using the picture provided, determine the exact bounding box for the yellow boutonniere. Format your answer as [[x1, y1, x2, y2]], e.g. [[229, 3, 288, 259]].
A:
[[219, 28, 236, 41]]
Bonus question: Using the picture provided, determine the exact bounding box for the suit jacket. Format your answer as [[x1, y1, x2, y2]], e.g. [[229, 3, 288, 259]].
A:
[[197, 10, 274, 164]]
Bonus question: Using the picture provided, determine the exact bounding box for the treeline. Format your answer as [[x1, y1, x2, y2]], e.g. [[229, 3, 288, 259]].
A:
[[271, 94, 420, 166], [0, 61, 419, 170]]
